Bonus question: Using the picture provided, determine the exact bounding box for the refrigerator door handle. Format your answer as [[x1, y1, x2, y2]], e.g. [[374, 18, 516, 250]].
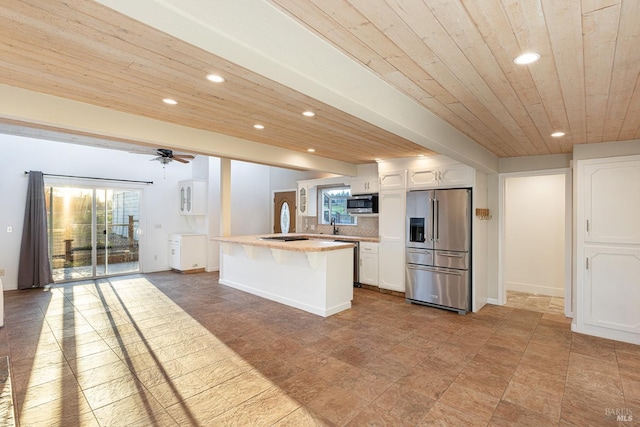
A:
[[406, 264, 463, 276], [435, 198, 439, 242], [429, 198, 435, 242], [437, 252, 464, 258]]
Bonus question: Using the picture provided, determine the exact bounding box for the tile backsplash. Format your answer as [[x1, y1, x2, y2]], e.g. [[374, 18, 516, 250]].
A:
[[297, 215, 379, 237]]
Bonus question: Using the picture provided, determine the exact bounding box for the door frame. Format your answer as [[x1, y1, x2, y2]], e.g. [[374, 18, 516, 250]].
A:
[[272, 189, 297, 233], [497, 168, 573, 317], [44, 176, 147, 281]]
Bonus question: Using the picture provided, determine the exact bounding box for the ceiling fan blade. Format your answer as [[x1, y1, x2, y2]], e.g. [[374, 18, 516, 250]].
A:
[[150, 156, 162, 162], [173, 154, 195, 160], [172, 157, 189, 164]]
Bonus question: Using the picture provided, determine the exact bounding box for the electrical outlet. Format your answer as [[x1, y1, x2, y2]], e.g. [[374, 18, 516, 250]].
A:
[[0, 269, 5, 276]]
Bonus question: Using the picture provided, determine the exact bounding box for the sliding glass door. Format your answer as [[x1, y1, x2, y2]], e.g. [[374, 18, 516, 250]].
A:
[[46, 185, 141, 282]]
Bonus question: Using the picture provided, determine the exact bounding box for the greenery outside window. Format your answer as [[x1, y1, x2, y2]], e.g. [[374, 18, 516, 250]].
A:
[[319, 186, 357, 225]]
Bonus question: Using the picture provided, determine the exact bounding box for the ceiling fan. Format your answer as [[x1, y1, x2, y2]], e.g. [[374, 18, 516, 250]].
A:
[[150, 148, 194, 165]]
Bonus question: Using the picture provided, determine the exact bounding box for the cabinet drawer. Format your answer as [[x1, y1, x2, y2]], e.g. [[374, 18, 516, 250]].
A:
[[359, 242, 378, 253]]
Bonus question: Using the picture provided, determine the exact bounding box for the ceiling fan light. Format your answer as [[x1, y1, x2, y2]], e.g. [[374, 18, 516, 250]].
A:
[[514, 52, 540, 65]]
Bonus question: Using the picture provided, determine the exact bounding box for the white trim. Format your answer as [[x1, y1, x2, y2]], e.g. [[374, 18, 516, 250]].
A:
[[498, 168, 572, 313], [505, 281, 564, 297], [487, 298, 501, 305]]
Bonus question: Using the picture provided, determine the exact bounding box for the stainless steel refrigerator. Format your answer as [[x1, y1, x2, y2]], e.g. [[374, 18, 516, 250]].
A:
[[405, 189, 471, 314]]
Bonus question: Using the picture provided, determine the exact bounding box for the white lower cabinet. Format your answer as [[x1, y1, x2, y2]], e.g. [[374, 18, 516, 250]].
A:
[[582, 246, 640, 335], [169, 234, 207, 272], [359, 242, 378, 286]]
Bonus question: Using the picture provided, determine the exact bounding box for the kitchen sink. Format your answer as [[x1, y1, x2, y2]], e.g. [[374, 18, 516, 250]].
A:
[[259, 236, 310, 242]]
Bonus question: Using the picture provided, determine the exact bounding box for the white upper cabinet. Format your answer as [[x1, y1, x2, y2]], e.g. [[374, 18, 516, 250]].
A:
[[179, 180, 206, 215], [350, 176, 379, 195], [409, 163, 474, 190], [379, 170, 407, 191], [583, 159, 640, 244], [298, 183, 317, 217]]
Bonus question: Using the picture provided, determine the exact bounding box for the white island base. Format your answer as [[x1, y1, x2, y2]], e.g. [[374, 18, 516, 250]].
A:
[[218, 240, 354, 317]]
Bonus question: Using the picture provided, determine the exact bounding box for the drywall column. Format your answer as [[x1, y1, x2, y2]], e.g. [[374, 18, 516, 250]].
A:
[[220, 158, 232, 236]]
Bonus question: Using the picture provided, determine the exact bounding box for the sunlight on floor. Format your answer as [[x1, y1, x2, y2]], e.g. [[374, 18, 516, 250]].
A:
[[16, 276, 315, 425]]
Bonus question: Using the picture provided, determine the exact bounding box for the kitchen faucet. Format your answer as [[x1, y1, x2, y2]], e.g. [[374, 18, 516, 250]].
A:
[[330, 218, 339, 235]]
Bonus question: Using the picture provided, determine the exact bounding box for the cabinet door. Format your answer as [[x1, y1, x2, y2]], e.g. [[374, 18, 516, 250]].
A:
[[359, 242, 379, 286], [408, 169, 438, 189], [583, 246, 640, 333], [179, 186, 186, 214], [350, 177, 368, 195], [299, 186, 307, 215], [439, 164, 474, 187], [179, 180, 206, 215], [379, 190, 406, 292], [584, 161, 640, 244], [379, 170, 407, 190], [359, 253, 379, 286], [366, 178, 379, 193]]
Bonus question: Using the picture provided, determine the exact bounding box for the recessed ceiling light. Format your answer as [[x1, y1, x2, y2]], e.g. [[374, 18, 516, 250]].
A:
[[162, 98, 177, 105], [302, 111, 315, 117], [514, 52, 541, 65], [206, 74, 225, 83], [551, 131, 565, 137], [254, 124, 264, 130], [307, 148, 316, 152]]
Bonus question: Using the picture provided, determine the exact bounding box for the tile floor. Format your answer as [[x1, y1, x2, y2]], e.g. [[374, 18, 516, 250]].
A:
[[0, 272, 639, 426], [506, 290, 566, 315]]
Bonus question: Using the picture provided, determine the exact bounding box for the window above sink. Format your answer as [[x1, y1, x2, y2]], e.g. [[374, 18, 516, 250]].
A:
[[319, 186, 357, 226]]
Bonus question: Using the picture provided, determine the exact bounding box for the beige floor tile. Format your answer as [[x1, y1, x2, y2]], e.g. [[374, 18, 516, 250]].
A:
[[210, 369, 274, 406], [438, 382, 500, 425], [4, 273, 639, 427], [273, 406, 333, 426], [82, 374, 145, 410], [419, 401, 487, 427], [503, 379, 563, 421], [489, 400, 560, 427], [305, 385, 368, 425]]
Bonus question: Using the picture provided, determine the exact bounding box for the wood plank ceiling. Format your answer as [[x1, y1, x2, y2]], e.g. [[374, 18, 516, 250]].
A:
[[1, 0, 639, 164]]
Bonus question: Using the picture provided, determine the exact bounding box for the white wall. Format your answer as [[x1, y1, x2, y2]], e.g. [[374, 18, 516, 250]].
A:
[[0, 134, 195, 290], [504, 174, 566, 296], [0, 134, 314, 285]]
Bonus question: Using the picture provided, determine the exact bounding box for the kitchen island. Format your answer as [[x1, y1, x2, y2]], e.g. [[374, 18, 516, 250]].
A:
[[213, 234, 355, 317]]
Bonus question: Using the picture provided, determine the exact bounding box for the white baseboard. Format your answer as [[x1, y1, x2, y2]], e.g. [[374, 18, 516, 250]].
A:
[[506, 281, 564, 297], [487, 298, 502, 305]]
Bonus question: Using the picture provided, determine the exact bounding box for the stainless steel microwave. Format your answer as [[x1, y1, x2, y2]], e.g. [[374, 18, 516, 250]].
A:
[[346, 194, 379, 214]]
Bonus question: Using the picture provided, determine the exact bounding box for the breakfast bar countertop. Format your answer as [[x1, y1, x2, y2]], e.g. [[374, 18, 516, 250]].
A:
[[212, 234, 356, 252]]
